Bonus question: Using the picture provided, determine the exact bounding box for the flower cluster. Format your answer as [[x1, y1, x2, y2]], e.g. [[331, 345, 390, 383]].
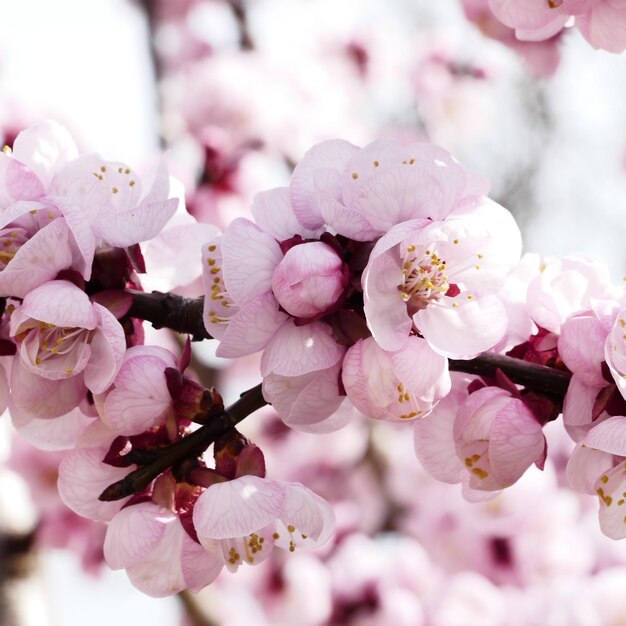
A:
[[202, 138, 522, 427], [4, 119, 626, 603]]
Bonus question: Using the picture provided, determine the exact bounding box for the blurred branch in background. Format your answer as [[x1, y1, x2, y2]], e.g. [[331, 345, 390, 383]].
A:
[[0, 472, 50, 626]]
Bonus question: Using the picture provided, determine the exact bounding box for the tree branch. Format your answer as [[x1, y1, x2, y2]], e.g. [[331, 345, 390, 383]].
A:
[[99, 383, 266, 502], [449, 353, 571, 398], [127, 290, 211, 341]]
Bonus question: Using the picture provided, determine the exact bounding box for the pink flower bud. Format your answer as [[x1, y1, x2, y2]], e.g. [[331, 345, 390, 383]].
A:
[[271, 242, 346, 319]]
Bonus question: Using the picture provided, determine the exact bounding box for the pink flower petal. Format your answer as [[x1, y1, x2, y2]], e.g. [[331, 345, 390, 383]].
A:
[[0, 218, 73, 299], [18, 280, 97, 330], [221, 218, 282, 305], [251, 187, 316, 241], [83, 304, 125, 394], [260, 320, 344, 377], [415, 294, 507, 358], [585, 416, 626, 456], [559, 314, 607, 387], [104, 502, 171, 569], [193, 475, 285, 540], [290, 139, 358, 229], [489, 398, 545, 486], [566, 442, 614, 494], [414, 384, 467, 483], [216, 292, 288, 359], [262, 363, 344, 428], [101, 355, 172, 435], [58, 446, 132, 521]]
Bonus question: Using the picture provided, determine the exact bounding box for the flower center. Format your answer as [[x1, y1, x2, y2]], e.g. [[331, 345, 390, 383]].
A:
[[0, 228, 28, 270], [398, 246, 449, 311]]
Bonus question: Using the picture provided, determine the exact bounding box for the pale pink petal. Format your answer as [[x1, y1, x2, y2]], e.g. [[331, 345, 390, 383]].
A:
[[585, 416, 626, 456], [318, 192, 378, 242], [101, 355, 172, 435], [2, 159, 45, 203], [221, 218, 282, 304], [293, 398, 355, 434], [558, 314, 607, 386], [290, 139, 358, 229], [57, 447, 132, 521], [416, 294, 507, 358], [142, 222, 220, 292], [576, 1, 626, 53], [180, 533, 223, 592], [363, 250, 411, 352], [216, 292, 288, 359], [262, 363, 344, 428], [95, 198, 178, 247], [489, 398, 545, 486], [193, 475, 284, 540], [17, 407, 93, 451], [12, 120, 79, 187], [83, 304, 125, 394], [18, 280, 97, 330], [0, 218, 74, 298], [260, 320, 344, 377], [0, 199, 48, 228], [454, 387, 511, 441], [563, 376, 606, 442], [251, 187, 316, 241], [566, 442, 614, 494], [126, 521, 187, 597], [10, 361, 85, 422], [414, 385, 467, 483], [276, 483, 335, 548], [104, 502, 170, 569], [595, 464, 626, 539]]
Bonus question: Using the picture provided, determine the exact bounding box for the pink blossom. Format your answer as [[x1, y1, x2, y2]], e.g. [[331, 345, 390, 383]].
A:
[[363, 199, 521, 358], [193, 475, 335, 572], [202, 203, 345, 378], [415, 385, 546, 495], [526, 255, 616, 334], [9, 280, 125, 423], [0, 121, 178, 286], [271, 241, 348, 319], [104, 501, 223, 597], [461, 0, 561, 77], [290, 138, 489, 239], [566, 417, 626, 538], [262, 362, 356, 433], [342, 336, 450, 422], [487, 0, 626, 53]]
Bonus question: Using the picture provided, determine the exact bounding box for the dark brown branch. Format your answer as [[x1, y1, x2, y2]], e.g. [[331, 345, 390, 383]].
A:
[[127, 290, 211, 341], [449, 353, 571, 398], [99, 383, 266, 502]]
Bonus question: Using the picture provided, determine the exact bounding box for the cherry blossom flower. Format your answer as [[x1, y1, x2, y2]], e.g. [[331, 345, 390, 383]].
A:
[[0, 120, 179, 288], [9, 280, 125, 424], [290, 138, 489, 240], [193, 475, 335, 572], [342, 336, 450, 422], [414, 384, 546, 496], [362, 199, 521, 358], [104, 501, 223, 597]]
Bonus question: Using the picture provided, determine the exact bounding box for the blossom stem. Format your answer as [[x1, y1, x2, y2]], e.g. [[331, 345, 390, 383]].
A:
[[127, 290, 211, 341], [98, 384, 266, 502], [449, 353, 571, 398]]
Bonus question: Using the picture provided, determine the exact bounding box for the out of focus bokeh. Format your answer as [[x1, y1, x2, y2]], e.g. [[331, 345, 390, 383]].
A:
[[1, 1, 626, 624]]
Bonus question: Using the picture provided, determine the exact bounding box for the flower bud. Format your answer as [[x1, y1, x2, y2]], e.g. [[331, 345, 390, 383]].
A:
[[271, 242, 346, 319]]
